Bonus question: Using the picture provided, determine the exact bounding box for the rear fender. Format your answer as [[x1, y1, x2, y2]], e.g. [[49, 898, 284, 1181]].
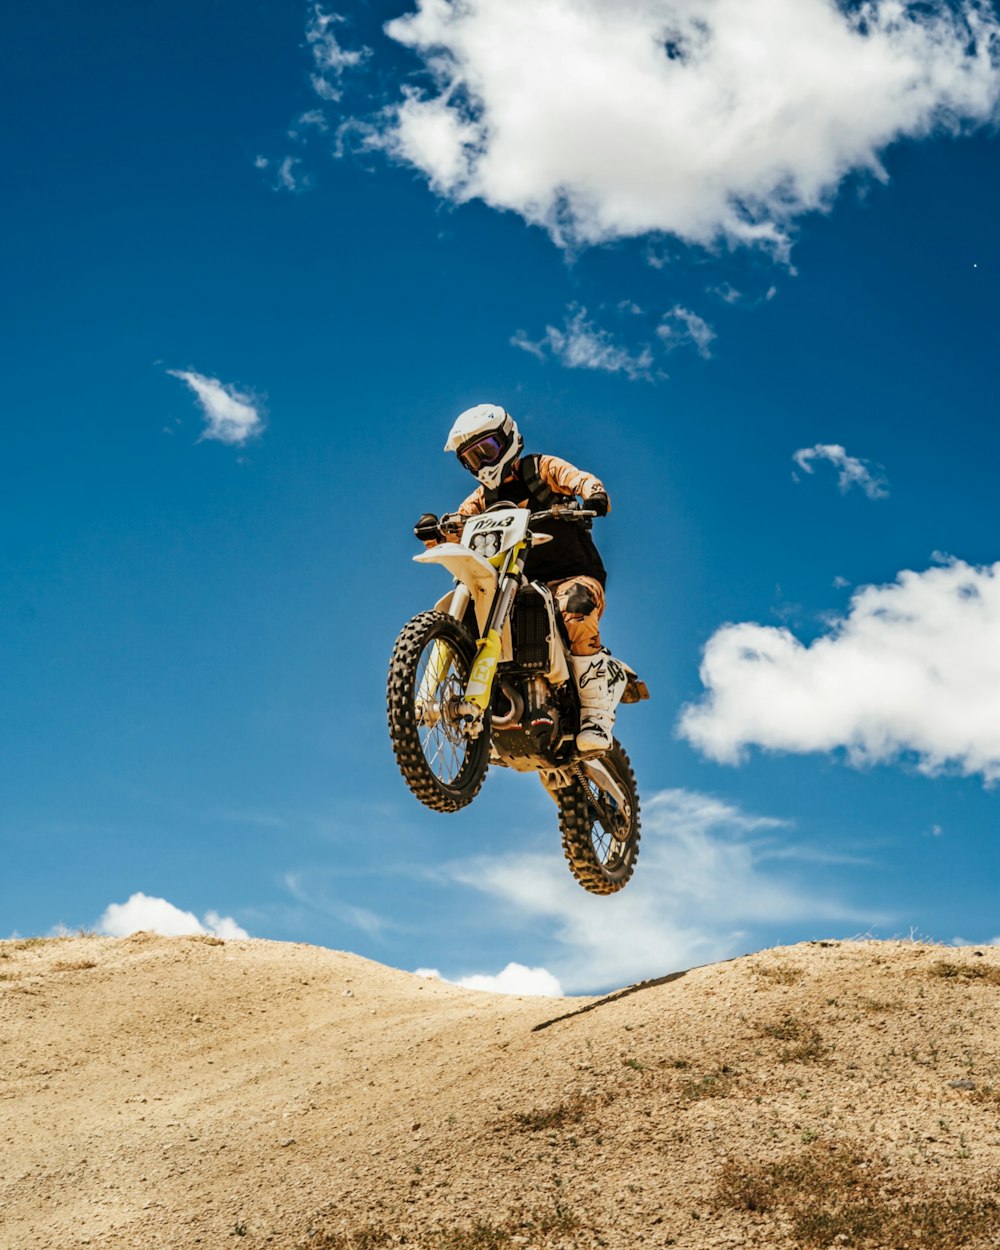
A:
[[583, 757, 629, 810], [537, 760, 629, 811]]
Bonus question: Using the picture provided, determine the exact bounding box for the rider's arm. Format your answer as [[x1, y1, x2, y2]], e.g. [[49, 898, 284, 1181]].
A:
[[456, 485, 486, 518], [420, 486, 486, 547], [538, 455, 610, 512]]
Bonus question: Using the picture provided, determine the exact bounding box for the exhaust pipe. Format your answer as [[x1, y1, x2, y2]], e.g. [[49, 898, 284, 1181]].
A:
[[491, 680, 525, 730]]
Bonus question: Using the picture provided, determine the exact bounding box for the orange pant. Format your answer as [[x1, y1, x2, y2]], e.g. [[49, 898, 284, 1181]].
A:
[[547, 575, 606, 656]]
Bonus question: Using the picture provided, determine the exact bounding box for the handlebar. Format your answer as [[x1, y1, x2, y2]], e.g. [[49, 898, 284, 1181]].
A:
[[529, 503, 597, 525], [438, 501, 597, 534], [438, 513, 467, 536]]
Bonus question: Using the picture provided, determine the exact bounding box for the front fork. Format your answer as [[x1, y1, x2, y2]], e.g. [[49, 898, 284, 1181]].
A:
[[418, 558, 521, 737], [460, 550, 523, 731], [464, 574, 517, 709], [416, 584, 474, 723]]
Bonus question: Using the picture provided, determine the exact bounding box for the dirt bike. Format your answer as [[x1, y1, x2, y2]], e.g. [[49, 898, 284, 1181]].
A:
[[386, 501, 649, 894]]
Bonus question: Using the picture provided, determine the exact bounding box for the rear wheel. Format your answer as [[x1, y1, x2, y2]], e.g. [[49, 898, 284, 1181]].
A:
[[387, 610, 489, 813], [558, 742, 640, 894]]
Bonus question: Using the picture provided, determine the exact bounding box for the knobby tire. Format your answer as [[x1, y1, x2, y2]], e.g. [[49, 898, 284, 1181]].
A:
[[387, 610, 489, 813], [558, 741, 640, 894]]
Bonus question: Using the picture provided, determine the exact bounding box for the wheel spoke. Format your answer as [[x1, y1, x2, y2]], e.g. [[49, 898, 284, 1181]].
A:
[[388, 610, 489, 815], [558, 746, 639, 894], [583, 779, 629, 867], [414, 635, 469, 786]]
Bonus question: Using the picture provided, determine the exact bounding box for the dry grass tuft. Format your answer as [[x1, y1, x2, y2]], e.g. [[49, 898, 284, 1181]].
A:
[[929, 960, 1000, 986], [510, 1091, 606, 1132], [970, 1084, 1000, 1108], [680, 1067, 738, 1102], [716, 1141, 859, 1215], [853, 994, 900, 1014], [716, 1141, 1000, 1248], [300, 1207, 581, 1250], [438, 1206, 580, 1249], [756, 962, 804, 985], [759, 1015, 828, 1063], [298, 1226, 393, 1249]]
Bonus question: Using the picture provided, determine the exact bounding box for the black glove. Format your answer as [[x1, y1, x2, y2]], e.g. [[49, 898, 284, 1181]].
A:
[[414, 512, 442, 542], [586, 492, 609, 517]]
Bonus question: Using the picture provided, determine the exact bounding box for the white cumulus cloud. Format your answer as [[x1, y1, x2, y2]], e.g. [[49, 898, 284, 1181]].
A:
[[168, 369, 265, 446], [381, 0, 1000, 254], [438, 788, 871, 992], [96, 892, 249, 939], [793, 443, 889, 498], [415, 963, 564, 996], [680, 558, 1000, 783]]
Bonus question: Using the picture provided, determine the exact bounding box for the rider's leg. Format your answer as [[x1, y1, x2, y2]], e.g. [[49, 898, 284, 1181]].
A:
[[549, 575, 605, 656], [548, 577, 626, 753]]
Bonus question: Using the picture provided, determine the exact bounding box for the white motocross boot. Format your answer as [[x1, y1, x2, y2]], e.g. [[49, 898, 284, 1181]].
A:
[[570, 649, 628, 754]]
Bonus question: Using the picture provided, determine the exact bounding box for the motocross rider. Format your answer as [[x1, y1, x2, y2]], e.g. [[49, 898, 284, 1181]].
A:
[[415, 404, 628, 754]]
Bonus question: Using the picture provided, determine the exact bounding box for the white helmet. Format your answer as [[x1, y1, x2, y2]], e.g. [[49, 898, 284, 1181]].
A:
[[444, 404, 523, 489]]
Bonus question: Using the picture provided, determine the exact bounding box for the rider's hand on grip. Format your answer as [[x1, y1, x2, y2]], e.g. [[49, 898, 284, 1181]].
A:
[[586, 492, 609, 517], [414, 512, 442, 543]]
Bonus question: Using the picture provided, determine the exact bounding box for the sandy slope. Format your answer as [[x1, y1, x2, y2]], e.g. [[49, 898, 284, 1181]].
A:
[[3, 935, 1000, 1250]]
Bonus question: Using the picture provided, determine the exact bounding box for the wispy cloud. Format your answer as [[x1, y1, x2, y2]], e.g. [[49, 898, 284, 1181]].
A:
[[96, 892, 248, 939], [289, 109, 329, 139], [512, 302, 717, 380], [709, 283, 777, 307], [680, 558, 1000, 784], [168, 369, 265, 446], [254, 154, 313, 193], [254, 9, 368, 189], [431, 788, 872, 993], [283, 870, 392, 939], [658, 304, 716, 358], [512, 306, 655, 380], [307, 5, 369, 103], [376, 0, 1000, 256], [793, 443, 889, 499]]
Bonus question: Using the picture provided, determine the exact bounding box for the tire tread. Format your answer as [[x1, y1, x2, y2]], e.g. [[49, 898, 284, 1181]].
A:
[[387, 611, 489, 813], [558, 742, 640, 894]]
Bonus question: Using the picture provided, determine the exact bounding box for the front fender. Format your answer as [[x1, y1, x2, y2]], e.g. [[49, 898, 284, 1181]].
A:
[[413, 543, 497, 600], [415, 544, 508, 651]]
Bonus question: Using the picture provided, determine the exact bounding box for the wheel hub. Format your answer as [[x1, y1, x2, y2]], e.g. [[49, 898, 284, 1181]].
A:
[[419, 677, 485, 741]]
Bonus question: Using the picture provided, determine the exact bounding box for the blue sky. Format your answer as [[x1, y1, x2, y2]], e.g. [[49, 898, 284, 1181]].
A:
[[4, 0, 1000, 994]]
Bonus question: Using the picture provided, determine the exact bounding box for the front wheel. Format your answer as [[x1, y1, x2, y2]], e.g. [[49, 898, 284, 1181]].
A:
[[387, 610, 490, 813], [558, 742, 640, 894]]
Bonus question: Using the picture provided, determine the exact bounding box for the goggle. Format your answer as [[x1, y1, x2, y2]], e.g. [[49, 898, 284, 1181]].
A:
[[458, 431, 507, 472]]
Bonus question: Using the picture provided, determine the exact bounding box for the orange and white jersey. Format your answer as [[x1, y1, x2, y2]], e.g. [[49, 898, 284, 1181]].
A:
[[429, 452, 610, 587], [450, 455, 609, 526]]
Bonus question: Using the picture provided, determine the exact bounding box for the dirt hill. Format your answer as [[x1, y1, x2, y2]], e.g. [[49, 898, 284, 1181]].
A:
[[3, 935, 1000, 1250]]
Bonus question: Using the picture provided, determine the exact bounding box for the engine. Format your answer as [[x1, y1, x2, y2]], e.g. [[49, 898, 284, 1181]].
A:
[[490, 587, 576, 771]]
